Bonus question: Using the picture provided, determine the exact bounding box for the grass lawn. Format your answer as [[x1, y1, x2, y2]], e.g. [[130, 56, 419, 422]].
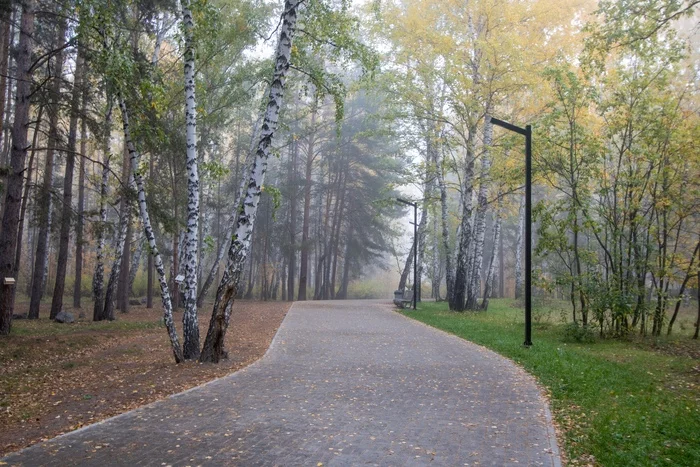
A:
[[402, 299, 699, 466]]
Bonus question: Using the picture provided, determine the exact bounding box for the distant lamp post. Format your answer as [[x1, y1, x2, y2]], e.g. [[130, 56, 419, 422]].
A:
[[490, 116, 533, 347], [397, 198, 417, 310]]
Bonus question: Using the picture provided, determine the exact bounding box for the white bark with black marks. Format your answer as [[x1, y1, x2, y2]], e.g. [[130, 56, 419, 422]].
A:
[[93, 100, 113, 321], [118, 94, 184, 363], [451, 125, 477, 311], [181, 0, 200, 360], [466, 116, 493, 309], [200, 0, 301, 363], [481, 198, 501, 311]]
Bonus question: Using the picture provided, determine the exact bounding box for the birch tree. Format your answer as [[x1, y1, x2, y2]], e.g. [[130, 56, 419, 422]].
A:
[[200, 0, 302, 363], [119, 93, 184, 362], [92, 99, 113, 321], [181, 0, 201, 360]]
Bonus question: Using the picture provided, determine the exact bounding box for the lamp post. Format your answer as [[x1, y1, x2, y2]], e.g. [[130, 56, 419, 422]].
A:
[[490, 116, 532, 347], [397, 198, 417, 310]]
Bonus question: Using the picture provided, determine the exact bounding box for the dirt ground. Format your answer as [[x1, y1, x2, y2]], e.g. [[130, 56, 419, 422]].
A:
[[0, 300, 291, 457]]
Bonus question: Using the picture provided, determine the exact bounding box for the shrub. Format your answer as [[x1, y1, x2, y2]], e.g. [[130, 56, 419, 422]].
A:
[[563, 322, 596, 343]]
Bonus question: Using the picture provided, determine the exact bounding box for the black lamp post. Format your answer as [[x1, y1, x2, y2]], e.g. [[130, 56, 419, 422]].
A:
[[490, 116, 533, 347], [397, 198, 417, 310]]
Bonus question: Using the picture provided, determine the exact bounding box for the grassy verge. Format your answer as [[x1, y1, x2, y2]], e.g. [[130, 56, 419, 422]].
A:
[[402, 299, 699, 466]]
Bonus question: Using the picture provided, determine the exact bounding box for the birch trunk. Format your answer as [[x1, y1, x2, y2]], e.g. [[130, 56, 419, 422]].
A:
[[481, 199, 502, 311], [180, 0, 201, 359], [101, 192, 130, 321], [0, 0, 35, 334], [93, 99, 113, 321], [450, 125, 477, 311], [515, 194, 525, 300], [50, 47, 85, 319], [28, 19, 66, 319], [436, 144, 453, 303], [431, 206, 442, 300], [466, 117, 493, 310], [197, 115, 260, 307], [118, 94, 184, 363], [416, 193, 430, 302], [200, 0, 301, 363]]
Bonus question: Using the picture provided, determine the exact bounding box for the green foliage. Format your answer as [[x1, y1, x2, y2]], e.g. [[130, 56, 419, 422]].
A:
[[562, 322, 596, 343], [406, 300, 700, 466]]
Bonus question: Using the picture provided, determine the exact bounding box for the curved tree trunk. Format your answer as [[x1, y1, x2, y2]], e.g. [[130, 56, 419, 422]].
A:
[[101, 195, 130, 321], [200, 0, 301, 363], [118, 93, 183, 362]]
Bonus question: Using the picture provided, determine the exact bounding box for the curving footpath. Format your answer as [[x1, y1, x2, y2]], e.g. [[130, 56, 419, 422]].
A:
[[3, 300, 561, 466]]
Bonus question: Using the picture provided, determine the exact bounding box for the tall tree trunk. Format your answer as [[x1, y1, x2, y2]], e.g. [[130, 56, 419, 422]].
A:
[[416, 195, 429, 302], [114, 144, 131, 313], [514, 194, 525, 300], [287, 139, 297, 301], [73, 79, 88, 308], [28, 19, 66, 320], [0, 2, 12, 156], [92, 99, 113, 320], [200, 0, 300, 363], [118, 93, 183, 362], [481, 199, 502, 311], [0, 0, 35, 334], [50, 48, 85, 319], [146, 152, 154, 308], [181, 0, 201, 359], [466, 117, 492, 310], [298, 98, 318, 301], [15, 104, 43, 280], [451, 125, 477, 311], [436, 144, 453, 303], [101, 193, 130, 321], [498, 218, 504, 298], [431, 205, 442, 300], [329, 172, 347, 298], [337, 224, 352, 299]]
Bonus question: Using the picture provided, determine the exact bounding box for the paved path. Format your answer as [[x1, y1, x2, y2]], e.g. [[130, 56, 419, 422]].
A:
[[3, 300, 560, 466]]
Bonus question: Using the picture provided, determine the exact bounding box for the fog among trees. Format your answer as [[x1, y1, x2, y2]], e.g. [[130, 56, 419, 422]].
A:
[[0, 0, 698, 361]]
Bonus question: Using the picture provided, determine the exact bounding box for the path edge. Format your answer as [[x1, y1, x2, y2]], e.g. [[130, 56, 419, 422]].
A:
[[388, 302, 563, 467], [2, 302, 297, 460]]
